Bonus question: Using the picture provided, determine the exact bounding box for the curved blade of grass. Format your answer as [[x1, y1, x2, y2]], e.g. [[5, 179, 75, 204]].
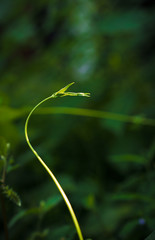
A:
[[1, 105, 154, 126], [34, 107, 155, 126], [25, 83, 89, 240]]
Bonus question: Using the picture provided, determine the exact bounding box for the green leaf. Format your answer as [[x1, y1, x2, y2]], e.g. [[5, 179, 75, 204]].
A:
[[56, 82, 75, 94], [39, 195, 62, 214], [109, 154, 147, 174], [9, 207, 41, 228], [9, 195, 62, 228]]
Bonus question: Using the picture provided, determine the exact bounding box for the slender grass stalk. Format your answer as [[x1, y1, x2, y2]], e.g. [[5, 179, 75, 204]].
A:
[[25, 82, 90, 240], [33, 107, 155, 127], [1, 104, 155, 126]]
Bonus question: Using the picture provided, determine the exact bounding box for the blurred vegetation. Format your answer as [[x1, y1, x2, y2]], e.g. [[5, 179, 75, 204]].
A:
[[0, 0, 155, 240]]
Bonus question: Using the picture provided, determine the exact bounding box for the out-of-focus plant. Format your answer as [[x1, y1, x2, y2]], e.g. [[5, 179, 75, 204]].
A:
[[0, 137, 21, 240]]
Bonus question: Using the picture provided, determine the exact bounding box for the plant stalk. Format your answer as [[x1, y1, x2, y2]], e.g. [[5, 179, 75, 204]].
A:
[[25, 84, 89, 240]]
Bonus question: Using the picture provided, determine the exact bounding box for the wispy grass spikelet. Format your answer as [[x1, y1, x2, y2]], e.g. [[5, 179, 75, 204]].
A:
[[2, 185, 21, 207]]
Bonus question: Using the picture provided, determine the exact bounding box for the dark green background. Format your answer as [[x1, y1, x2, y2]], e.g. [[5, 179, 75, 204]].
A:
[[0, 0, 155, 239]]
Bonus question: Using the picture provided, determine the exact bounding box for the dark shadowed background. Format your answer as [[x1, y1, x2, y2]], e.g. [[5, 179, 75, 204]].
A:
[[0, 0, 155, 239]]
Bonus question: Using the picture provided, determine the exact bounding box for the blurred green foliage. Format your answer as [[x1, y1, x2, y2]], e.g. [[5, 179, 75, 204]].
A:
[[0, 0, 155, 239]]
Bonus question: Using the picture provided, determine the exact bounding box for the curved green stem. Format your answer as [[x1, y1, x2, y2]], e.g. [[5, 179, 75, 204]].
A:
[[25, 83, 90, 240]]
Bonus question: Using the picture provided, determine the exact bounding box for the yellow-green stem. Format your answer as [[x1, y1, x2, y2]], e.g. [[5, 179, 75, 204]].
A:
[[24, 83, 89, 240]]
